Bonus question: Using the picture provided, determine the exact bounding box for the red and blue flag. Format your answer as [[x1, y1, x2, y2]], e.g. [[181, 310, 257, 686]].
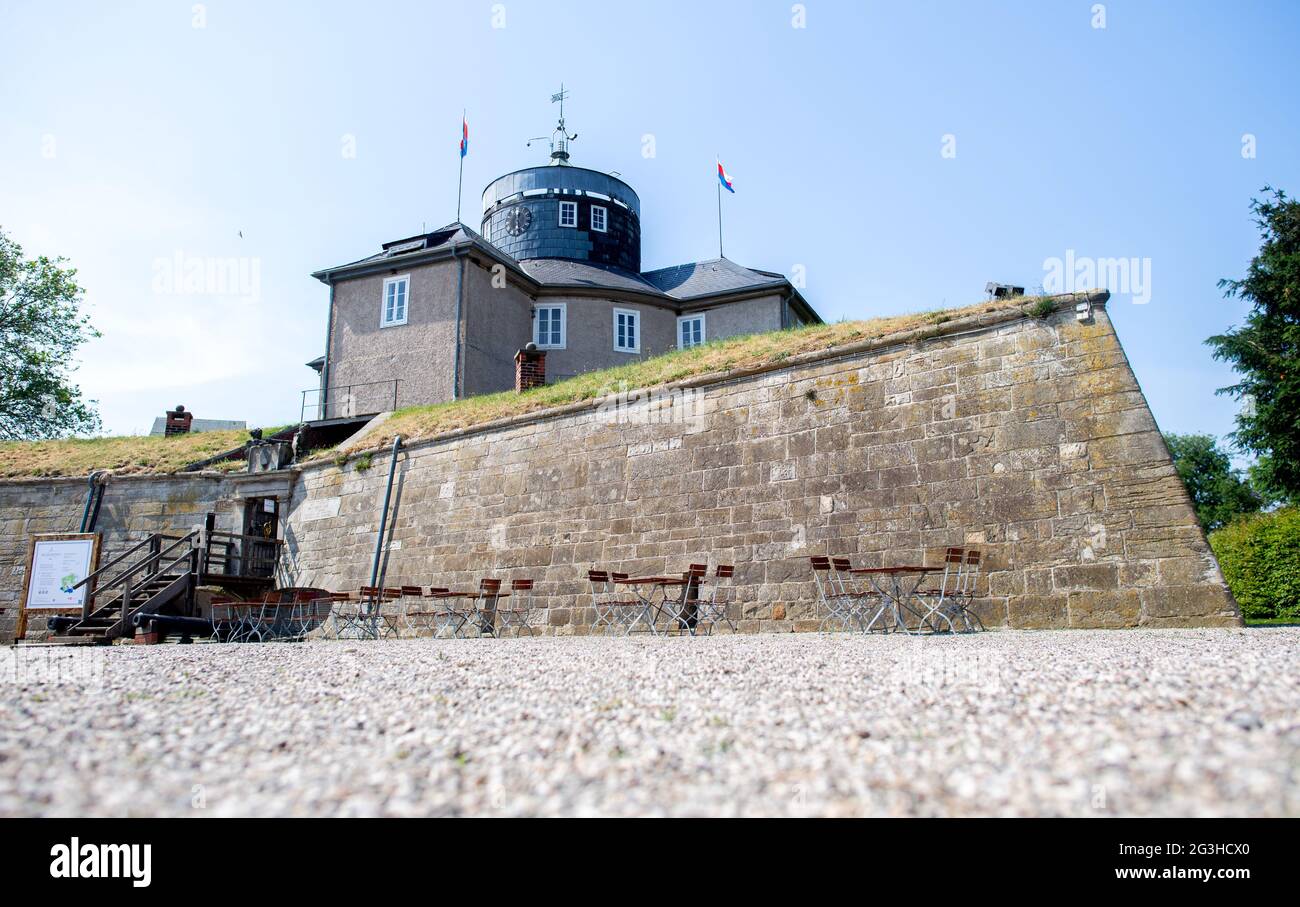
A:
[[717, 159, 735, 193]]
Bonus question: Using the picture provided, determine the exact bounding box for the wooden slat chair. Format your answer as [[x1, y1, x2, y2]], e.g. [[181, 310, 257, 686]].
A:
[[830, 556, 890, 632], [298, 593, 341, 640], [691, 564, 736, 635], [589, 570, 620, 634], [810, 557, 855, 632], [280, 589, 318, 641], [338, 587, 396, 640], [328, 592, 363, 639], [668, 563, 709, 634], [915, 547, 966, 634], [470, 578, 503, 638], [396, 586, 426, 636], [372, 587, 404, 638], [950, 550, 985, 632], [405, 588, 450, 636], [209, 596, 239, 643], [496, 579, 536, 636], [246, 591, 281, 643], [429, 589, 467, 639]]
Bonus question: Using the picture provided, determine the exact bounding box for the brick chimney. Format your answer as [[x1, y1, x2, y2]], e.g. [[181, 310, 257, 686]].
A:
[[514, 343, 546, 392], [165, 404, 193, 436]]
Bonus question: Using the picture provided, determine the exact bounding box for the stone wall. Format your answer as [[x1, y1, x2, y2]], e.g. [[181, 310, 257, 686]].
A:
[[0, 295, 1240, 641], [0, 474, 249, 641], [281, 295, 1241, 632]]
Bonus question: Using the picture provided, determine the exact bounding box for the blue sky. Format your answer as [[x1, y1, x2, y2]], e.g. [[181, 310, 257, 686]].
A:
[[1, 0, 1297, 443]]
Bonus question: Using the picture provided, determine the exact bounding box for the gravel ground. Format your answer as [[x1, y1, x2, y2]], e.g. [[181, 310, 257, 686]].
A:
[[1, 629, 1297, 817]]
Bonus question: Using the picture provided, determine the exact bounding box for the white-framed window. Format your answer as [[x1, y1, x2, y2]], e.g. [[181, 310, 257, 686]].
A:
[[534, 303, 566, 349], [590, 204, 607, 233], [381, 274, 409, 327], [678, 313, 706, 349], [613, 308, 640, 353], [558, 200, 577, 228]]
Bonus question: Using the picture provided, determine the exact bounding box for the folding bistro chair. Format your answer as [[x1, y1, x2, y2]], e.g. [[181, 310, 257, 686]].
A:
[[668, 564, 709, 634], [230, 598, 260, 642], [471, 579, 503, 638], [692, 564, 736, 635], [589, 570, 637, 634], [915, 547, 965, 634], [245, 592, 278, 643], [397, 586, 427, 636], [830, 557, 891, 632], [280, 590, 318, 641], [377, 588, 406, 638], [209, 597, 238, 642], [949, 550, 985, 632], [496, 579, 536, 636], [810, 557, 855, 632], [347, 587, 398, 639], [405, 588, 450, 636], [429, 590, 463, 639], [301, 593, 341, 640], [329, 592, 364, 639]]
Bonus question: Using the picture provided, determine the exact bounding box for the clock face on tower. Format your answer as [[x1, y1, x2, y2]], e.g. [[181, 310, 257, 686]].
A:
[[504, 206, 533, 237]]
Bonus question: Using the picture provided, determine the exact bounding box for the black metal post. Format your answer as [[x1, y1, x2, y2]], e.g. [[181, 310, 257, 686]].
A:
[[369, 435, 403, 590]]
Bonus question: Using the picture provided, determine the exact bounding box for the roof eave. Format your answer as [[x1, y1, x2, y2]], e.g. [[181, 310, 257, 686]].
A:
[[312, 238, 538, 289]]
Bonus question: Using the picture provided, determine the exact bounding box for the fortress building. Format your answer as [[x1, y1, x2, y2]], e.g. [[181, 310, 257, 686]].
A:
[[307, 98, 820, 420]]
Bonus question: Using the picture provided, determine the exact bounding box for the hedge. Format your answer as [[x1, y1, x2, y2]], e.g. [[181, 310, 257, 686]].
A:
[[1209, 507, 1300, 620]]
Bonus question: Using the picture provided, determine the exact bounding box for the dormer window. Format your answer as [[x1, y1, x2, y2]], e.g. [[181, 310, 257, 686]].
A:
[[590, 205, 608, 233], [381, 275, 409, 327], [559, 200, 577, 228]]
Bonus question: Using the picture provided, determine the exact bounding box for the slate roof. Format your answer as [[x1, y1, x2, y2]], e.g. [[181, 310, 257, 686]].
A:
[[315, 225, 817, 319], [641, 258, 788, 300], [518, 259, 668, 296]]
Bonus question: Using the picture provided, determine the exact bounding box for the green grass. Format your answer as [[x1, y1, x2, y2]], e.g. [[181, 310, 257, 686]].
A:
[[324, 294, 1045, 456], [0, 294, 1050, 477], [1244, 616, 1300, 627], [0, 425, 288, 479]]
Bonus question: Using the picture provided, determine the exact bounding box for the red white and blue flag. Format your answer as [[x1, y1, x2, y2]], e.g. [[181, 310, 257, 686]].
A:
[[717, 159, 735, 193], [460, 116, 469, 158]]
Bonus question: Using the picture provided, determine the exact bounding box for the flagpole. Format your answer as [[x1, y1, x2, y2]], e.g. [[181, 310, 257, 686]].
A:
[[456, 109, 465, 225], [717, 174, 724, 259]]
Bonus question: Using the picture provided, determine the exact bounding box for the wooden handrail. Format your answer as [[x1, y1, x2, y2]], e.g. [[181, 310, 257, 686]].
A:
[[208, 529, 285, 546], [70, 535, 154, 591], [87, 531, 197, 598]]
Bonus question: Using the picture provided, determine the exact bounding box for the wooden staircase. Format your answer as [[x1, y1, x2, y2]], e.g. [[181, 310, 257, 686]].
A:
[[55, 532, 201, 645]]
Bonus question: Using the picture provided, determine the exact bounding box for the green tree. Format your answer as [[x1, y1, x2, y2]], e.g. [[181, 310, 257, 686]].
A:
[[1207, 187, 1300, 502], [1164, 432, 1262, 531], [0, 228, 101, 440]]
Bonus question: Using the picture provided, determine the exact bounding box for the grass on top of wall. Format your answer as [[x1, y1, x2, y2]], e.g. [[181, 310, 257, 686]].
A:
[[328, 295, 1042, 456], [0, 425, 296, 479], [0, 430, 251, 479], [0, 296, 1045, 478]]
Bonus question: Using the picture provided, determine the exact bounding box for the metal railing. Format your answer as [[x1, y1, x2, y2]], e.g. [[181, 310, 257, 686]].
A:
[[301, 380, 400, 422]]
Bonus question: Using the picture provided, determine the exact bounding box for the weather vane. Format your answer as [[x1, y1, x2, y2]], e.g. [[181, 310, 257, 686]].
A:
[[527, 84, 578, 165]]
